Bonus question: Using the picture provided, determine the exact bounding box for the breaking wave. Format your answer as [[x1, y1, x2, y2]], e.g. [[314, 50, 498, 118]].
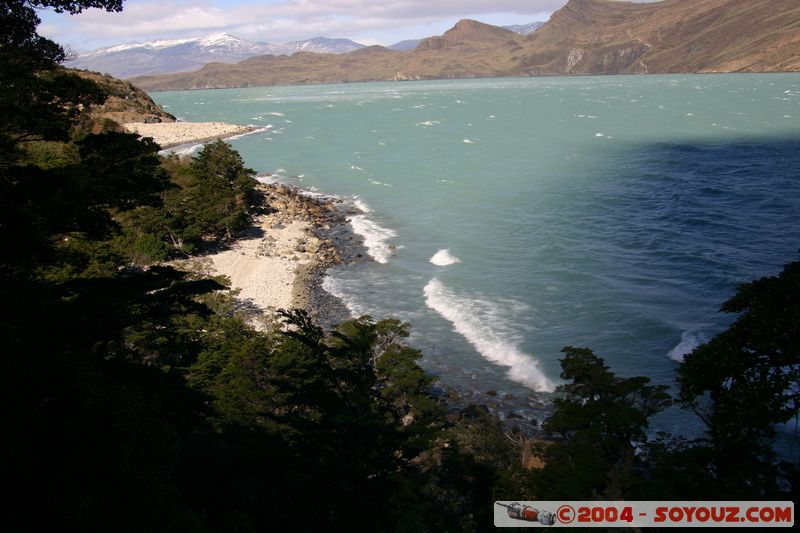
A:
[[348, 200, 396, 263], [423, 279, 555, 392], [667, 331, 706, 362], [429, 249, 461, 266]]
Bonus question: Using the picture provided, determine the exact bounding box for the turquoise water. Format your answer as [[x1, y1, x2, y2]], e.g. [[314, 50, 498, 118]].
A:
[[153, 74, 800, 431]]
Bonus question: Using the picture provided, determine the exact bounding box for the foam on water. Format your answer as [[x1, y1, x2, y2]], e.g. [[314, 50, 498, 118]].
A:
[[430, 249, 461, 266], [423, 279, 556, 392], [667, 331, 707, 362], [322, 275, 371, 317], [349, 213, 397, 264], [226, 126, 272, 142], [164, 143, 204, 156], [353, 197, 372, 213]]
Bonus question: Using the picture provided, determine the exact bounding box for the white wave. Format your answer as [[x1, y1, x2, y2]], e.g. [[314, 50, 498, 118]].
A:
[[299, 188, 334, 201], [349, 215, 396, 264], [267, 112, 285, 116], [165, 143, 204, 156], [429, 249, 461, 266], [416, 120, 441, 127], [462, 138, 476, 144], [353, 197, 372, 213], [667, 331, 706, 362], [226, 126, 271, 141], [423, 279, 555, 392], [369, 179, 393, 187], [256, 174, 277, 184], [595, 132, 605, 137], [321, 275, 370, 317], [350, 165, 366, 171]]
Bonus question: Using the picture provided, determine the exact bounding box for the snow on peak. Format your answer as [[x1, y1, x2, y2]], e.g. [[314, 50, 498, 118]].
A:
[[199, 33, 243, 46]]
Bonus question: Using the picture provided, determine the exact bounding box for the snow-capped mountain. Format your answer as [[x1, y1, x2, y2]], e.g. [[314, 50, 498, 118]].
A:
[[503, 22, 545, 36], [280, 37, 367, 54], [67, 33, 365, 79]]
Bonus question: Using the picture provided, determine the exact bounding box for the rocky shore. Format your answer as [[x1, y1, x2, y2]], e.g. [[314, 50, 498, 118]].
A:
[[178, 181, 360, 330], [123, 121, 256, 148]]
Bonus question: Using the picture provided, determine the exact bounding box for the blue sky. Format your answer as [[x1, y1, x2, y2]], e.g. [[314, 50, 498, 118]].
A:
[[37, 0, 571, 51]]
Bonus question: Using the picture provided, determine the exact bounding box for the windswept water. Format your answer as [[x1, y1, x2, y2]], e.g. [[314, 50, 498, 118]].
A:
[[153, 74, 800, 433]]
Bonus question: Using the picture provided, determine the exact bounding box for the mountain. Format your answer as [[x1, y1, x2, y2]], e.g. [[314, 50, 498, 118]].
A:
[[516, 0, 800, 75], [503, 22, 545, 35], [66, 33, 365, 79], [388, 39, 422, 52], [388, 20, 545, 51], [131, 19, 525, 90], [269, 37, 365, 55], [130, 0, 800, 91]]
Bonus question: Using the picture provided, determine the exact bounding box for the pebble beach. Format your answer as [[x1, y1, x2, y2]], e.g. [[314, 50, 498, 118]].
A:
[[176, 183, 349, 330], [123, 121, 256, 148]]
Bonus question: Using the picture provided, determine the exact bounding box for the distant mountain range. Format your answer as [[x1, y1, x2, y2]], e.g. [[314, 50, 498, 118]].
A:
[[123, 0, 799, 92], [132, 0, 800, 90], [66, 33, 367, 78], [67, 22, 546, 79]]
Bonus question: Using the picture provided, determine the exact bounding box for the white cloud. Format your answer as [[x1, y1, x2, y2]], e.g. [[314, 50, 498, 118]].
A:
[[40, 0, 567, 50]]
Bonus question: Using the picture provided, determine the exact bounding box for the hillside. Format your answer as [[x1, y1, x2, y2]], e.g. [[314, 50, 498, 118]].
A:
[[516, 0, 800, 75], [131, 0, 800, 91], [72, 69, 176, 126]]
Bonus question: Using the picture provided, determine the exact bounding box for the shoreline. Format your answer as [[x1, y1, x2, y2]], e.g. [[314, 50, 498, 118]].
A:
[[175, 181, 358, 330], [123, 121, 257, 148]]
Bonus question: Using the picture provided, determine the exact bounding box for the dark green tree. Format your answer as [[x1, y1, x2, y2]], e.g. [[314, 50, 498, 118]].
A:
[[677, 260, 800, 497], [534, 347, 671, 499], [188, 140, 258, 240]]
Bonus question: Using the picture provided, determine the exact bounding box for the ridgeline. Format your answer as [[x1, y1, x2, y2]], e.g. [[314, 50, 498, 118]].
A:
[[130, 0, 800, 91]]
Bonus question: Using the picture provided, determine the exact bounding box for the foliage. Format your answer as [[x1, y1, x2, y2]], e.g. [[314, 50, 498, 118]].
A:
[[116, 142, 259, 262], [533, 347, 671, 499], [677, 260, 800, 497]]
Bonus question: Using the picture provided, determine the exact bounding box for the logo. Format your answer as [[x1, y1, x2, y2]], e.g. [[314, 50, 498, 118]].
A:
[[496, 502, 556, 525]]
